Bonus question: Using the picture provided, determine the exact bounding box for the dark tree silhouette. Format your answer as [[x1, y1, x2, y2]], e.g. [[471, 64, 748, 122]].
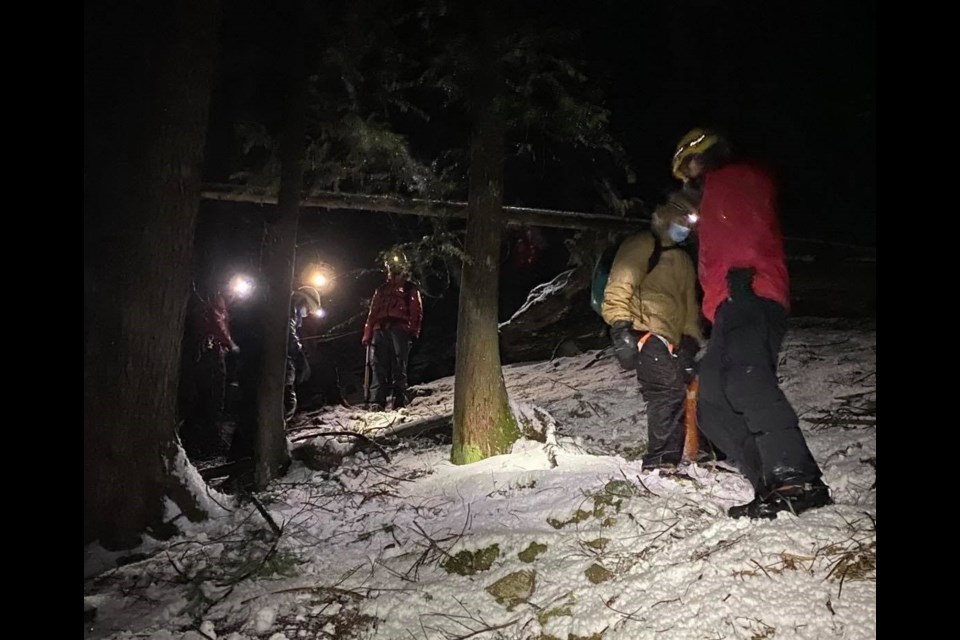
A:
[[84, 0, 221, 548], [253, 4, 308, 487]]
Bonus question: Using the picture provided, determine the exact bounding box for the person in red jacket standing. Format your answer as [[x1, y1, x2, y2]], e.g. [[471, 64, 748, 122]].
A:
[[362, 252, 423, 410], [179, 285, 239, 458], [672, 128, 832, 519]]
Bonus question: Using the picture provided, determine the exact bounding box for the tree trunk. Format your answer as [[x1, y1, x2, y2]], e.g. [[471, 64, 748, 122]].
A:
[[84, 0, 220, 549], [253, 7, 308, 488], [451, 3, 519, 465]]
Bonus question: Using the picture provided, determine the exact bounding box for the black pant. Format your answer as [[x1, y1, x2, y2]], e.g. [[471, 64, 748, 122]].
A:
[[635, 336, 687, 465], [178, 346, 226, 455], [697, 297, 822, 492], [370, 327, 412, 407], [284, 356, 298, 423], [228, 347, 261, 462]]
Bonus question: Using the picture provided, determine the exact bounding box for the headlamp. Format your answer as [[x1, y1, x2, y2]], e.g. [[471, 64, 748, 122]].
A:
[[228, 274, 254, 298]]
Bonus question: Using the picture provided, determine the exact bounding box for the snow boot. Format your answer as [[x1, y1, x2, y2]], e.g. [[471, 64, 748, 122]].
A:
[[642, 452, 682, 472], [729, 478, 833, 519]]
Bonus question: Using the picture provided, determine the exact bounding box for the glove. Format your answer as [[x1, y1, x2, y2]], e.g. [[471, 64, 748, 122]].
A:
[[609, 320, 641, 371], [727, 268, 757, 302], [676, 335, 701, 384]]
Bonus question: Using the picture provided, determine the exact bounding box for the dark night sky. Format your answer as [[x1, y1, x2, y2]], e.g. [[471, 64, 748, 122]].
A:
[[574, 1, 876, 246], [89, 0, 875, 251], [200, 0, 875, 246]]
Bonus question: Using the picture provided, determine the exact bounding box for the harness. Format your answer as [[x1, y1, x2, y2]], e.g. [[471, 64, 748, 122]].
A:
[[637, 331, 676, 356], [637, 234, 684, 356]]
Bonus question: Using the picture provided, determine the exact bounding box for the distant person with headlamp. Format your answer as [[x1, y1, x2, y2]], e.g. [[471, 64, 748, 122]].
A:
[[286, 286, 322, 422], [362, 252, 423, 411]]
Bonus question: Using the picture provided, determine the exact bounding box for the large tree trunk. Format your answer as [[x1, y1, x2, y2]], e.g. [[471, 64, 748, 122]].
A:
[[253, 6, 307, 487], [451, 4, 519, 465], [84, 0, 220, 549]]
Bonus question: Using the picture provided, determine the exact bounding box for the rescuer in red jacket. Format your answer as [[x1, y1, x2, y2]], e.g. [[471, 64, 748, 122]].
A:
[[362, 252, 423, 410], [179, 286, 239, 458], [672, 128, 832, 519]]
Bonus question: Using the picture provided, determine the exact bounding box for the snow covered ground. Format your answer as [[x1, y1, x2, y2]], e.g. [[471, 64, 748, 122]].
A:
[[84, 317, 876, 640]]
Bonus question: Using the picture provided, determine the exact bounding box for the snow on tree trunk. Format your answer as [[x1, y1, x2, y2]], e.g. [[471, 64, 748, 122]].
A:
[[451, 4, 519, 465], [84, 0, 220, 549]]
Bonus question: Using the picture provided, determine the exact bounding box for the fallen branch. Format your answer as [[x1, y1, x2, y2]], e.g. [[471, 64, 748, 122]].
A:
[[289, 430, 392, 464], [199, 458, 253, 481], [242, 489, 283, 538]]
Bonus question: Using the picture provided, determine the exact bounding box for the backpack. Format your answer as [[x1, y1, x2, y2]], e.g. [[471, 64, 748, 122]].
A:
[[589, 233, 682, 316]]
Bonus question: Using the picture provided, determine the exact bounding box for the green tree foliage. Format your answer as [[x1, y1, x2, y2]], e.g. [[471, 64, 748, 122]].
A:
[[222, 0, 453, 200]]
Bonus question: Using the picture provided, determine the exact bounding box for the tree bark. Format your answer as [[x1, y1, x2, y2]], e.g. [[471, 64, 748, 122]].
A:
[[451, 3, 519, 465], [84, 0, 220, 549], [253, 4, 308, 488]]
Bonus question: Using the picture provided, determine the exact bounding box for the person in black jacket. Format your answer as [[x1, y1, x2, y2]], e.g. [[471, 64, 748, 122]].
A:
[[286, 286, 321, 422], [227, 284, 320, 462]]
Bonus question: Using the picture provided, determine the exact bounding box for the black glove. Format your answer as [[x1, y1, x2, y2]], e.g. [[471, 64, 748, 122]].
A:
[[727, 268, 757, 302], [676, 335, 700, 384], [609, 320, 641, 371]]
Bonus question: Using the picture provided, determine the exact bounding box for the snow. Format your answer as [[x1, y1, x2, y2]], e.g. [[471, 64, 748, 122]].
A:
[[84, 317, 875, 640], [500, 269, 576, 327], [166, 446, 237, 522]]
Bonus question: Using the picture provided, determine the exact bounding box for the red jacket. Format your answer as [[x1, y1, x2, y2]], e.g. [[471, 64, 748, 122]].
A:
[[362, 275, 423, 344], [697, 162, 790, 323], [186, 293, 234, 350]]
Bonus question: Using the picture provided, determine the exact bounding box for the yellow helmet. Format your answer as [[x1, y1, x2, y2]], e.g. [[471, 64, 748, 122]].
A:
[[292, 286, 321, 313], [384, 250, 410, 275], [672, 128, 721, 181]]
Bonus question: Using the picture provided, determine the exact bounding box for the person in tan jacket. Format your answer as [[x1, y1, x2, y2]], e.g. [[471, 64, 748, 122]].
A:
[[601, 201, 703, 469]]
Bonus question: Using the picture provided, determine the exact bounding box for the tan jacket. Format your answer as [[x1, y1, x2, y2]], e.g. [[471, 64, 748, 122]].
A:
[[600, 228, 702, 346]]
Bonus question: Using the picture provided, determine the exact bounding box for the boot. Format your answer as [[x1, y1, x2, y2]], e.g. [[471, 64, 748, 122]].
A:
[[642, 451, 682, 471], [729, 478, 833, 519]]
